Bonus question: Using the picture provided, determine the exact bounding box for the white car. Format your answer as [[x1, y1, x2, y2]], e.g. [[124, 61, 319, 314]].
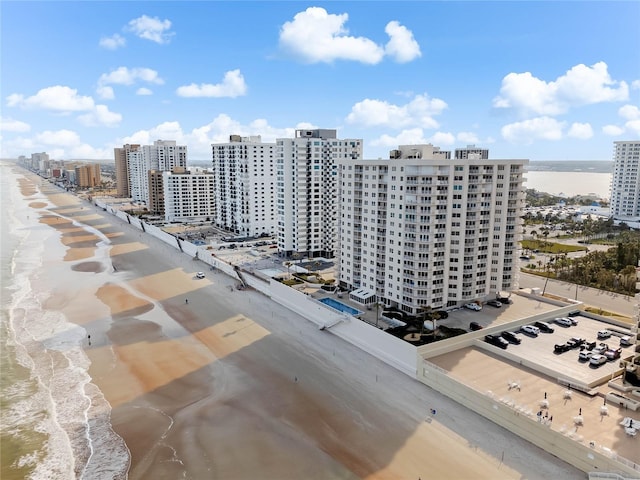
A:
[[597, 330, 612, 339], [464, 303, 482, 311], [521, 325, 540, 336], [554, 317, 572, 327], [195, 272, 205, 279], [578, 351, 593, 361], [589, 354, 607, 366]]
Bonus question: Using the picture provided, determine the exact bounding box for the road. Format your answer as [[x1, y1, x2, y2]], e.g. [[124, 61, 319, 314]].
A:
[[518, 271, 636, 318]]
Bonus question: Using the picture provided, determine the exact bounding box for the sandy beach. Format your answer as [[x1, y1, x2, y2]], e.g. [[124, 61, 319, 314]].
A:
[[10, 167, 585, 479]]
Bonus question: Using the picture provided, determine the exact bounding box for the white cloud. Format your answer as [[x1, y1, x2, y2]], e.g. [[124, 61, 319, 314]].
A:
[[428, 132, 456, 145], [493, 62, 629, 116], [632, 80, 640, 90], [371, 128, 428, 148], [176, 69, 247, 98], [127, 15, 174, 44], [456, 132, 481, 144], [98, 67, 164, 86], [99, 33, 126, 50], [279, 7, 419, 64], [346, 93, 447, 129], [567, 122, 593, 139], [602, 125, 625, 136], [501, 117, 565, 144], [136, 87, 153, 96], [7, 85, 95, 112], [384, 21, 421, 63], [96, 85, 115, 100], [1, 129, 114, 159], [36, 129, 81, 147], [78, 105, 122, 127], [619, 104, 640, 120], [0, 117, 30, 133]]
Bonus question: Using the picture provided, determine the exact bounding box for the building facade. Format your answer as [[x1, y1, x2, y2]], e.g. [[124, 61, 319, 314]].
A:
[[211, 135, 276, 237], [163, 168, 216, 223], [114, 144, 139, 198], [148, 170, 165, 216], [454, 144, 489, 160], [610, 141, 640, 220], [337, 144, 528, 315], [74, 164, 101, 188], [276, 129, 362, 258]]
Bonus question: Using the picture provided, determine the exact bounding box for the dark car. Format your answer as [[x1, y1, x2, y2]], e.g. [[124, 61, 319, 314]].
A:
[[485, 334, 509, 350], [435, 310, 449, 319], [501, 331, 521, 345], [469, 321, 483, 331], [554, 343, 571, 354], [534, 321, 555, 333], [486, 300, 502, 308], [566, 337, 585, 349]]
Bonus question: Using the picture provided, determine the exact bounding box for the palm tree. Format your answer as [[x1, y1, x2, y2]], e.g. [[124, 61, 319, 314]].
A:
[[285, 261, 292, 279]]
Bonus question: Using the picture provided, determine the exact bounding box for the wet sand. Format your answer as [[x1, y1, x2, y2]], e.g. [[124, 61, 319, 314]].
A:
[[19, 169, 584, 479]]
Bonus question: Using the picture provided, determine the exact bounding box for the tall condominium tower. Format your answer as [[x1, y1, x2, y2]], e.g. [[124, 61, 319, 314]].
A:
[[74, 164, 101, 188], [163, 167, 215, 223], [114, 144, 139, 198], [455, 144, 489, 160], [611, 141, 640, 220], [277, 129, 362, 258], [337, 144, 527, 315], [211, 135, 276, 237]]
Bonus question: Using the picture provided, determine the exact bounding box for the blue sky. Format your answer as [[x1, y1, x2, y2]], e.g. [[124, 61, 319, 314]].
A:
[[1, 1, 639, 161]]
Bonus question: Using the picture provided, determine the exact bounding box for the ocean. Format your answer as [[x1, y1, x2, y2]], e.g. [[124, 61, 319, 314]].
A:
[[524, 171, 611, 199], [0, 163, 129, 479]]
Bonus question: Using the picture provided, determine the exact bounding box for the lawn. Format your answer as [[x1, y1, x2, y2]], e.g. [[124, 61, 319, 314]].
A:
[[520, 239, 587, 254]]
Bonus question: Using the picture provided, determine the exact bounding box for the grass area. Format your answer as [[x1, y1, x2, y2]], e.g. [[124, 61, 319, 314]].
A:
[[584, 306, 633, 324], [520, 239, 587, 254]]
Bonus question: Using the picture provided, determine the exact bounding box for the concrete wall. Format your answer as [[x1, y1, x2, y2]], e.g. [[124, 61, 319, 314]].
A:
[[419, 360, 640, 477]]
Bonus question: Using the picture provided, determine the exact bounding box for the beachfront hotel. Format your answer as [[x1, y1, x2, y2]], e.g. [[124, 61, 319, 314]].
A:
[[162, 167, 216, 223], [610, 140, 640, 221], [74, 163, 101, 188], [114, 140, 187, 204], [276, 129, 363, 258], [337, 144, 528, 314], [211, 135, 276, 237]]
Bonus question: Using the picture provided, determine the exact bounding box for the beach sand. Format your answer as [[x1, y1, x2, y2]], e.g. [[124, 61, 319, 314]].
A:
[[17, 169, 584, 480]]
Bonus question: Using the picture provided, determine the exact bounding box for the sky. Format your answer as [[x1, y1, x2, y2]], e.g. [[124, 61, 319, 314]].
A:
[[1, 1, 639, 162]]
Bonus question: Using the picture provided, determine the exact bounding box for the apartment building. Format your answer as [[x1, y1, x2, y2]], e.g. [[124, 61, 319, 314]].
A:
[[455, 144, 489, 160], [211, 135, 276, 237], [114, 144, 139, 198], [277, 129, 362, 258], [337, 144, 528, 315], [148, 170, 165, 216], [163, 167, 216, 223], [611, 141, 640, 220], [74, 164, 101, 188]]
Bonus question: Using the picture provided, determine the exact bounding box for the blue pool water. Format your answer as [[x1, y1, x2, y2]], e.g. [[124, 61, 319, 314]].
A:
[[319, 297, 363, 316]]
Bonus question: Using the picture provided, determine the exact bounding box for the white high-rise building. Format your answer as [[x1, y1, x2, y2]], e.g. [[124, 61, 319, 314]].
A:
[[211, 135, 276, 237], [163, 167, 215, 223], [277, 129, 362, 258], [127, 140, 188, 203], [338, 144, 528, 314], [611, 141, 640, 220]]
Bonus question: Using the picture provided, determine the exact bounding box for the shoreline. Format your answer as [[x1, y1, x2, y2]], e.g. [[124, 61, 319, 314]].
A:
[[5, 164, 584, 479]]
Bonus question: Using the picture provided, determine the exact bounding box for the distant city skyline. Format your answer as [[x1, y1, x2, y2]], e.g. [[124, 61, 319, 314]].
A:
[[1, 2, 639, 162]]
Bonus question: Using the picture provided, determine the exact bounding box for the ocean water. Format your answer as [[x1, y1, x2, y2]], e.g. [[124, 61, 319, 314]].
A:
[[0, 163, 129, 479]]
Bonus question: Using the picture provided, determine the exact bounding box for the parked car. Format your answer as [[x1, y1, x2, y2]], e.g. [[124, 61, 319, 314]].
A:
[[195, 272, 205, 279], [620, 336, 633, 346], [604, 348, 622, 360], [469, 321, 483, 331], [597, 330, 612, 339], [578, 351, 593, 362], [593, 343, 609, 355], [486, 300, 502, 308], [584, 341, 597, 351], [436, 310, 449, 319], [554, 317, 573, 327], [567, 310, 581, 317], [566, 337, 586, 349], [534, 321, 555, 333], [485, 334, 509, 350], [521, 325, 540, 336], [590, 354, 607, 366], [554, 343, 571, 353], [501, 331, 521, 345], [464, 303, 482, 311]]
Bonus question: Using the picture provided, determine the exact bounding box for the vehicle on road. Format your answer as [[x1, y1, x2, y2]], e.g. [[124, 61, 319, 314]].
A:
[[485, 334, 509, 349], [584, 341, 597, 351], [554, 317, 573, 327], [534, 321, 555, 333], [554, 343, 571, 353], [469, 321, 483, 331], [578, 351, 593, 361], [566, 337, 585, 349], [604, 348, 622, 360], [501, 331, 521, 345], [593, 343, 609, 355], [464, 303, 482, 311], [620, 336, 633, 346], [521, 325, 540, 336], [486, 300, 502, 308], [196, 272, 205, 279], [597, 330, 612, 339], [590, 354, 607, 366]]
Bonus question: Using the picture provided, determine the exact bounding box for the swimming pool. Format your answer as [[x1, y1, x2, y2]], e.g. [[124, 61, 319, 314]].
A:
[[319, 297, 363, 316]]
